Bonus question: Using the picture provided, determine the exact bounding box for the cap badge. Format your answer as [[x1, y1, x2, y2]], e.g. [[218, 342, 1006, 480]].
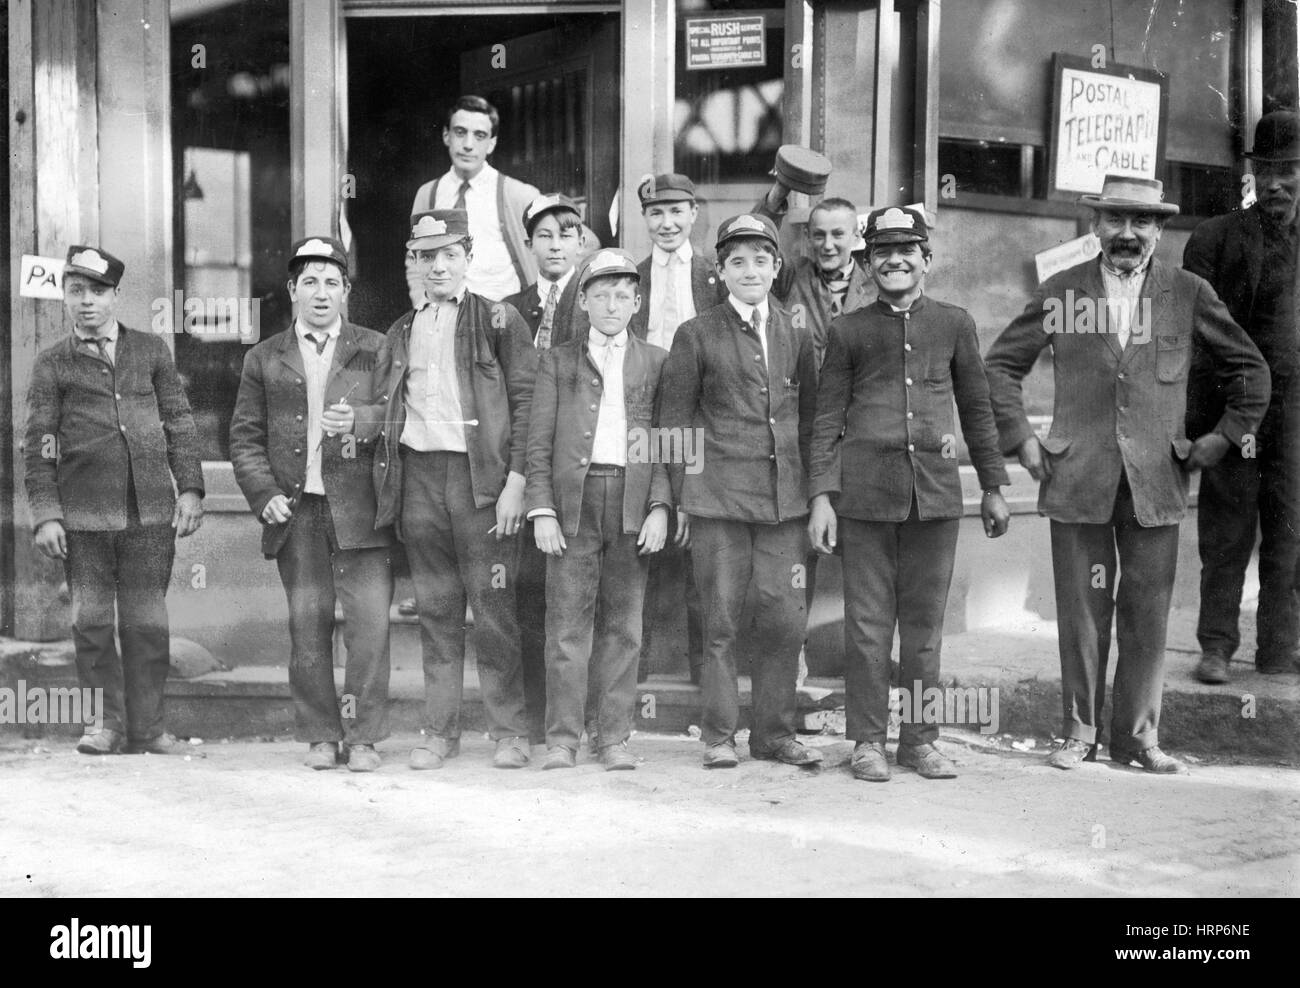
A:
[[877, 208, 915, 231], [412, 216, 448, 238], [296, 238, 334, 258], [69, 249, 108, 275], [730, 215, 766, 233]]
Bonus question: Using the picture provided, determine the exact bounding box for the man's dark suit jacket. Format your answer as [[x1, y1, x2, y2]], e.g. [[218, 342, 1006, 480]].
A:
[[984, 257, 1270, 528], [1184, 205, 1297, 436], [658, 298, 817, 524], [810, 296, 1008, 522], [525, 333, 671, 537], [628, 251, 726, 340], [24, 325, 204, 531], [504, 277, 588, 348], [229, 320, 394, 559]]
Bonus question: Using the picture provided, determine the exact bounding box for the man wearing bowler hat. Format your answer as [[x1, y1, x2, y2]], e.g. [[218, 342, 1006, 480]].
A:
[[24, 246, 205, 755], [374, 209, 539, 770], [230, 236, 394, 771], [1185, 109, 1300, 680], [984, 175, 1269, 774]]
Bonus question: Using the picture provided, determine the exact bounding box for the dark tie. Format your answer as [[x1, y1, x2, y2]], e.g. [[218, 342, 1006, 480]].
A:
[[537, 283, 559, 350], [307, 332, 328, 355], [750, 310, 765, 365], [86, 336, 112, 364], [454, 179, 471, 211]]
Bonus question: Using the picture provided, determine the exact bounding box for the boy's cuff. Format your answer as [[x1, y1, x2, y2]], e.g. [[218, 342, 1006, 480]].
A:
[[526, 508, 557, 520]]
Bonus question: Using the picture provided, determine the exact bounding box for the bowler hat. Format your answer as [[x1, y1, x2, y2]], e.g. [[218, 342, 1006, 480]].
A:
[[1246, 110, 1300, 163], [772, 145, 832, 196], [1077, 175, 1179, 215]]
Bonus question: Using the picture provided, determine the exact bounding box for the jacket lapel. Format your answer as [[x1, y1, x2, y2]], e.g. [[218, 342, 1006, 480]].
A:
[[690, 254, 720, 310], [275, 324, 307, 380], [326, 320, 360, 395], [1243, 207, 1264, 308], [845, 262, 873, 314], [1118, 260, 1172, 371], [1083, 260, 1124, 364]]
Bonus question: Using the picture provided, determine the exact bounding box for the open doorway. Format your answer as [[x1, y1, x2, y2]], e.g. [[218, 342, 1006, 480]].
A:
[[345, 12, 621, 330]]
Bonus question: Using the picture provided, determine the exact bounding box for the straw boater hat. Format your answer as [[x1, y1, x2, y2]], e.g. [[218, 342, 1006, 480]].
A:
[[1078, 175, 1179, 216]]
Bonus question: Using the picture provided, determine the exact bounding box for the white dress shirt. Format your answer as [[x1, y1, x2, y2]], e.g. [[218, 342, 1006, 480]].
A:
[[295, 317, 341, 495], [648, 242, 698, 352], [727, 295, 771, 368], [433, 162, 519, 300], [73, 318, 121, 364], [1100, 257, 1149, 349], [589, 328, 629, 466], [401, 292, 468, 453]]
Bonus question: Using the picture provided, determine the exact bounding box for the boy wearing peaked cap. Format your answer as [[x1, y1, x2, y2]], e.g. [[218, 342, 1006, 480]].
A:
[[658, 213, 823, 769], [525, 249, 671, 770], [505, 192, 593, 742], [230, 236, 394, 772], [808, 207, 1010, 782], [629, 172, 722, 685], [24, 246, 205, 756], [373, 209, 540, 770]]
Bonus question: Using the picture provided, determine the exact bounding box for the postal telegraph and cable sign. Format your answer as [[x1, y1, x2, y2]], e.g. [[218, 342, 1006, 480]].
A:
[[1049, 54, 1169, 196], [685, 15, 766, 70]]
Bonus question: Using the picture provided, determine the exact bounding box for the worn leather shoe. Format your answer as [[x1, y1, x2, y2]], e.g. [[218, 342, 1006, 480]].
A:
[[1046, 738, 1098, 770], [897, 741, 957, 778], [703, 742, 739, 769], [1111, 744, 1189, 774], [76, 728, 123, 755], [1195, 651, 1230, 684], [125, 732, 178, 755], [1256, 652, 1300, 674], [850, 741, 890, 782], [346, 744, 381, 773], [493, 736, 531, 769], [600, 741, 637, 771], [304, 741, 340, 770], [542, 745, 576, 770], [409, 737, 459, 770], [752, 737, 824, 767]]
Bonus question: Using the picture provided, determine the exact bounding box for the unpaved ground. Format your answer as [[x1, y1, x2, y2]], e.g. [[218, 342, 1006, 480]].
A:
[[1, 732, 1297, 897]]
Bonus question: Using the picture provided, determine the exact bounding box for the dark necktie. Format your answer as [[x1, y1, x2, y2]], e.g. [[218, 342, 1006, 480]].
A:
[[537, 283, 559, 350], [454, 179, 471, 211], [85, 336, 112, 364], [307, 332, 329, 356], [751, 309, 765, 366]]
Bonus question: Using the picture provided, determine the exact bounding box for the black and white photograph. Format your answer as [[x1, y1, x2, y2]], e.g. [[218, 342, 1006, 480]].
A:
[[0, 0, 1296, 928]]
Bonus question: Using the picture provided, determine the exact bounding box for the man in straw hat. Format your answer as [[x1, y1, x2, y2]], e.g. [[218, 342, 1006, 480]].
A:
[[984, 174, 1269, 774], [1185, 109, 1300, 681]]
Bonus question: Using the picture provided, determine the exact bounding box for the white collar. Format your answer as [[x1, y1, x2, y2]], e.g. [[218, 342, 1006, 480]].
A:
[[727, 295, 770, 324], [1100, 256, 1151, 281], [416, 288, 466, 311], [588, 327, 628, 349], [538, 267, 576, 297], [295, 317, 342, 341], [74, 319, 119, 343], [444, 161, 497, 191], [652, 241, 694, 266]]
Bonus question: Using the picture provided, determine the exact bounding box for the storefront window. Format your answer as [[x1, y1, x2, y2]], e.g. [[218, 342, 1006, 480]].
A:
[[938, 0, 1238, 218], [171, 0, 290, 461], [674, 0, 785, 186]]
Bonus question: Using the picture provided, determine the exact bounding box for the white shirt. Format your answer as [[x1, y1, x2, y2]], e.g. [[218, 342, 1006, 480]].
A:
[[648, 242, 698, 352], [433, 162, 519, 300], [727, 295, 771, 368], [295, 317, 341, 495], [588, 328, 629, 466], [401, 293, 468, 453], [1100, 257, 1149, 349]]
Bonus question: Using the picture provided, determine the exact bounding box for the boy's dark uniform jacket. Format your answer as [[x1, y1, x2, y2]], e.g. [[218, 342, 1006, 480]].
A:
[[627, 252, 725, 340], [810, 296, 1008, 521], [24, 326, 204, 530], [983, 257, 1270, 527], [504, 278, 588, 347], [525, 333, 672, 537], [658, 299, 817, 523], [229, 320, 393, 559], [1184, 205, 1296, 436], [373, 293, 538, 531]]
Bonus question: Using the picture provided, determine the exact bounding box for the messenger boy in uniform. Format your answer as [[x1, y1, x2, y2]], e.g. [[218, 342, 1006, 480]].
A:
[[526, 249, 671, 770], [808, 207, 1010, 781]]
